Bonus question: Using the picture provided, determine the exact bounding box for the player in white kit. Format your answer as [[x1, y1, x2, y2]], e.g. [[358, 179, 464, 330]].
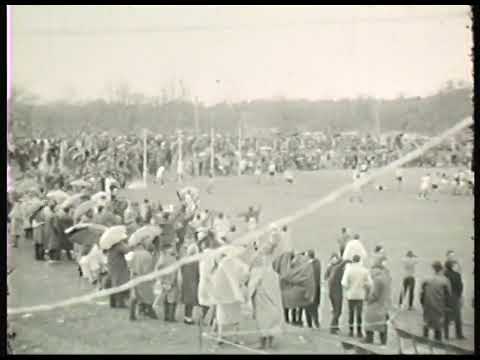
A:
[[155, 165, 165, 187], [418, 173, 431, 200], [350, 167, 363, 203]]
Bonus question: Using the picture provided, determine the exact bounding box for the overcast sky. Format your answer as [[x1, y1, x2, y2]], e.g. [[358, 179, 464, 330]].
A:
[[10, 5, 472, 105]]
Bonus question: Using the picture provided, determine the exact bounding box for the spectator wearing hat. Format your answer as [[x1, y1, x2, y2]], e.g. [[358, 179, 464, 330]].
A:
[[399, 250, 418, 310], [443, 260, 465, 340], [420, 261, 452, 342], [341, 254, 372, 338]]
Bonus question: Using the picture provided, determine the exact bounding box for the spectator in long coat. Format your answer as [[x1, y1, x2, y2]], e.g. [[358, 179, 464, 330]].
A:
[[45, 201, 61, 261], [278, 253, 315, 326], [248, 254, 284, 349], [363, 258, 392, 345], [155, 244, 180, 322], [443, 260, 465, 340], [305, 249, 321, 329], [210, 247, 250, 344], [106, 239, 130, 308], [324, 253, 349, 334], [54, 205, 74, 260], [180, 243, 201, 325], [129, 241, 157, 321], [272, 251, 295, 323], [420, 261, 452, 342], [197, 233, 216, 325]]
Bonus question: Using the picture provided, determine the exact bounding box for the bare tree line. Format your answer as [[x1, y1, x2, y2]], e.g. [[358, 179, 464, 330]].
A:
[[9, 80, 472, 140]]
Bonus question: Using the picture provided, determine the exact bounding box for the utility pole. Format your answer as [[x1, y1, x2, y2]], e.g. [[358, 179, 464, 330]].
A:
[[238, 113, 243, 176], [210, 126, 215, 177], [374, 100, 381, 138], [194, 97, 199, 136], [143, 128, 148, 187], [178, 129, 183, 182]]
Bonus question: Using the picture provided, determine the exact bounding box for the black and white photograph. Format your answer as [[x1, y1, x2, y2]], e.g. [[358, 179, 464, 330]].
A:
[[6, 5, 474, 354]]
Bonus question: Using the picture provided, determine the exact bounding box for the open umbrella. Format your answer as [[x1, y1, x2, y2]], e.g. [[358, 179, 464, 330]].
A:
[[60, 193, 91, 210], [73, 200, 97, 220], [65, 223, 107, 246], [46, 190, 69, 204], [99, 225, 128, 250], [71, 179, 90, 188], [23, 199, 48, 221], [128, 225, 162, 248]]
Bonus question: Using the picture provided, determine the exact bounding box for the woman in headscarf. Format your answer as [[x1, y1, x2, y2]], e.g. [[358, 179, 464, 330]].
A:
[[248, 252, 284, 349], [129, 238, 158, 321], [211, 246, 249, 345], [180, 242, 201, 325]]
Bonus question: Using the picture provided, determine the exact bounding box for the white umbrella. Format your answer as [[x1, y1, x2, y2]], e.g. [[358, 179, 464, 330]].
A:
[[71, 179, 90, 188], [73, 200, 97, 220], [60, 193, 90, 210], [99, 225, 128, 250], [128, 225, 161, 248], [46, 190, 69, 204]]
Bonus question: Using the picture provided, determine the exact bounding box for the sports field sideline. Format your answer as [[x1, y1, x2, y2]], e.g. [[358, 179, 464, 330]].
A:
[[8, 168, 474, 354]]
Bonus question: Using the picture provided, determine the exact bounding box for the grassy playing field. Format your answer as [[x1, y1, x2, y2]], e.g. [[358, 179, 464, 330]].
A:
[[8, 168, 474, 354]]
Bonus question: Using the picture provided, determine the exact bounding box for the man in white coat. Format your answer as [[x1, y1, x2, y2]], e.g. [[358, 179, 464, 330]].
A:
[[342, 234, 368, 266]]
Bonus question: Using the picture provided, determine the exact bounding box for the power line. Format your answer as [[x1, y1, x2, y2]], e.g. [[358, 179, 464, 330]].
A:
[[14, 12, 470, 37]]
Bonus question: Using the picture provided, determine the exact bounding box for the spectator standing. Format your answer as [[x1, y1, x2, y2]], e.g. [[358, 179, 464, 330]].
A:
[[363, 255, 392, 345], [399, 250, 418, 310], [324, 253, 349, 334], [341, 254, 372, 338], [443, 260, 466, 340], [305, 249, 321, 329], [420, 261, 452, 342]]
